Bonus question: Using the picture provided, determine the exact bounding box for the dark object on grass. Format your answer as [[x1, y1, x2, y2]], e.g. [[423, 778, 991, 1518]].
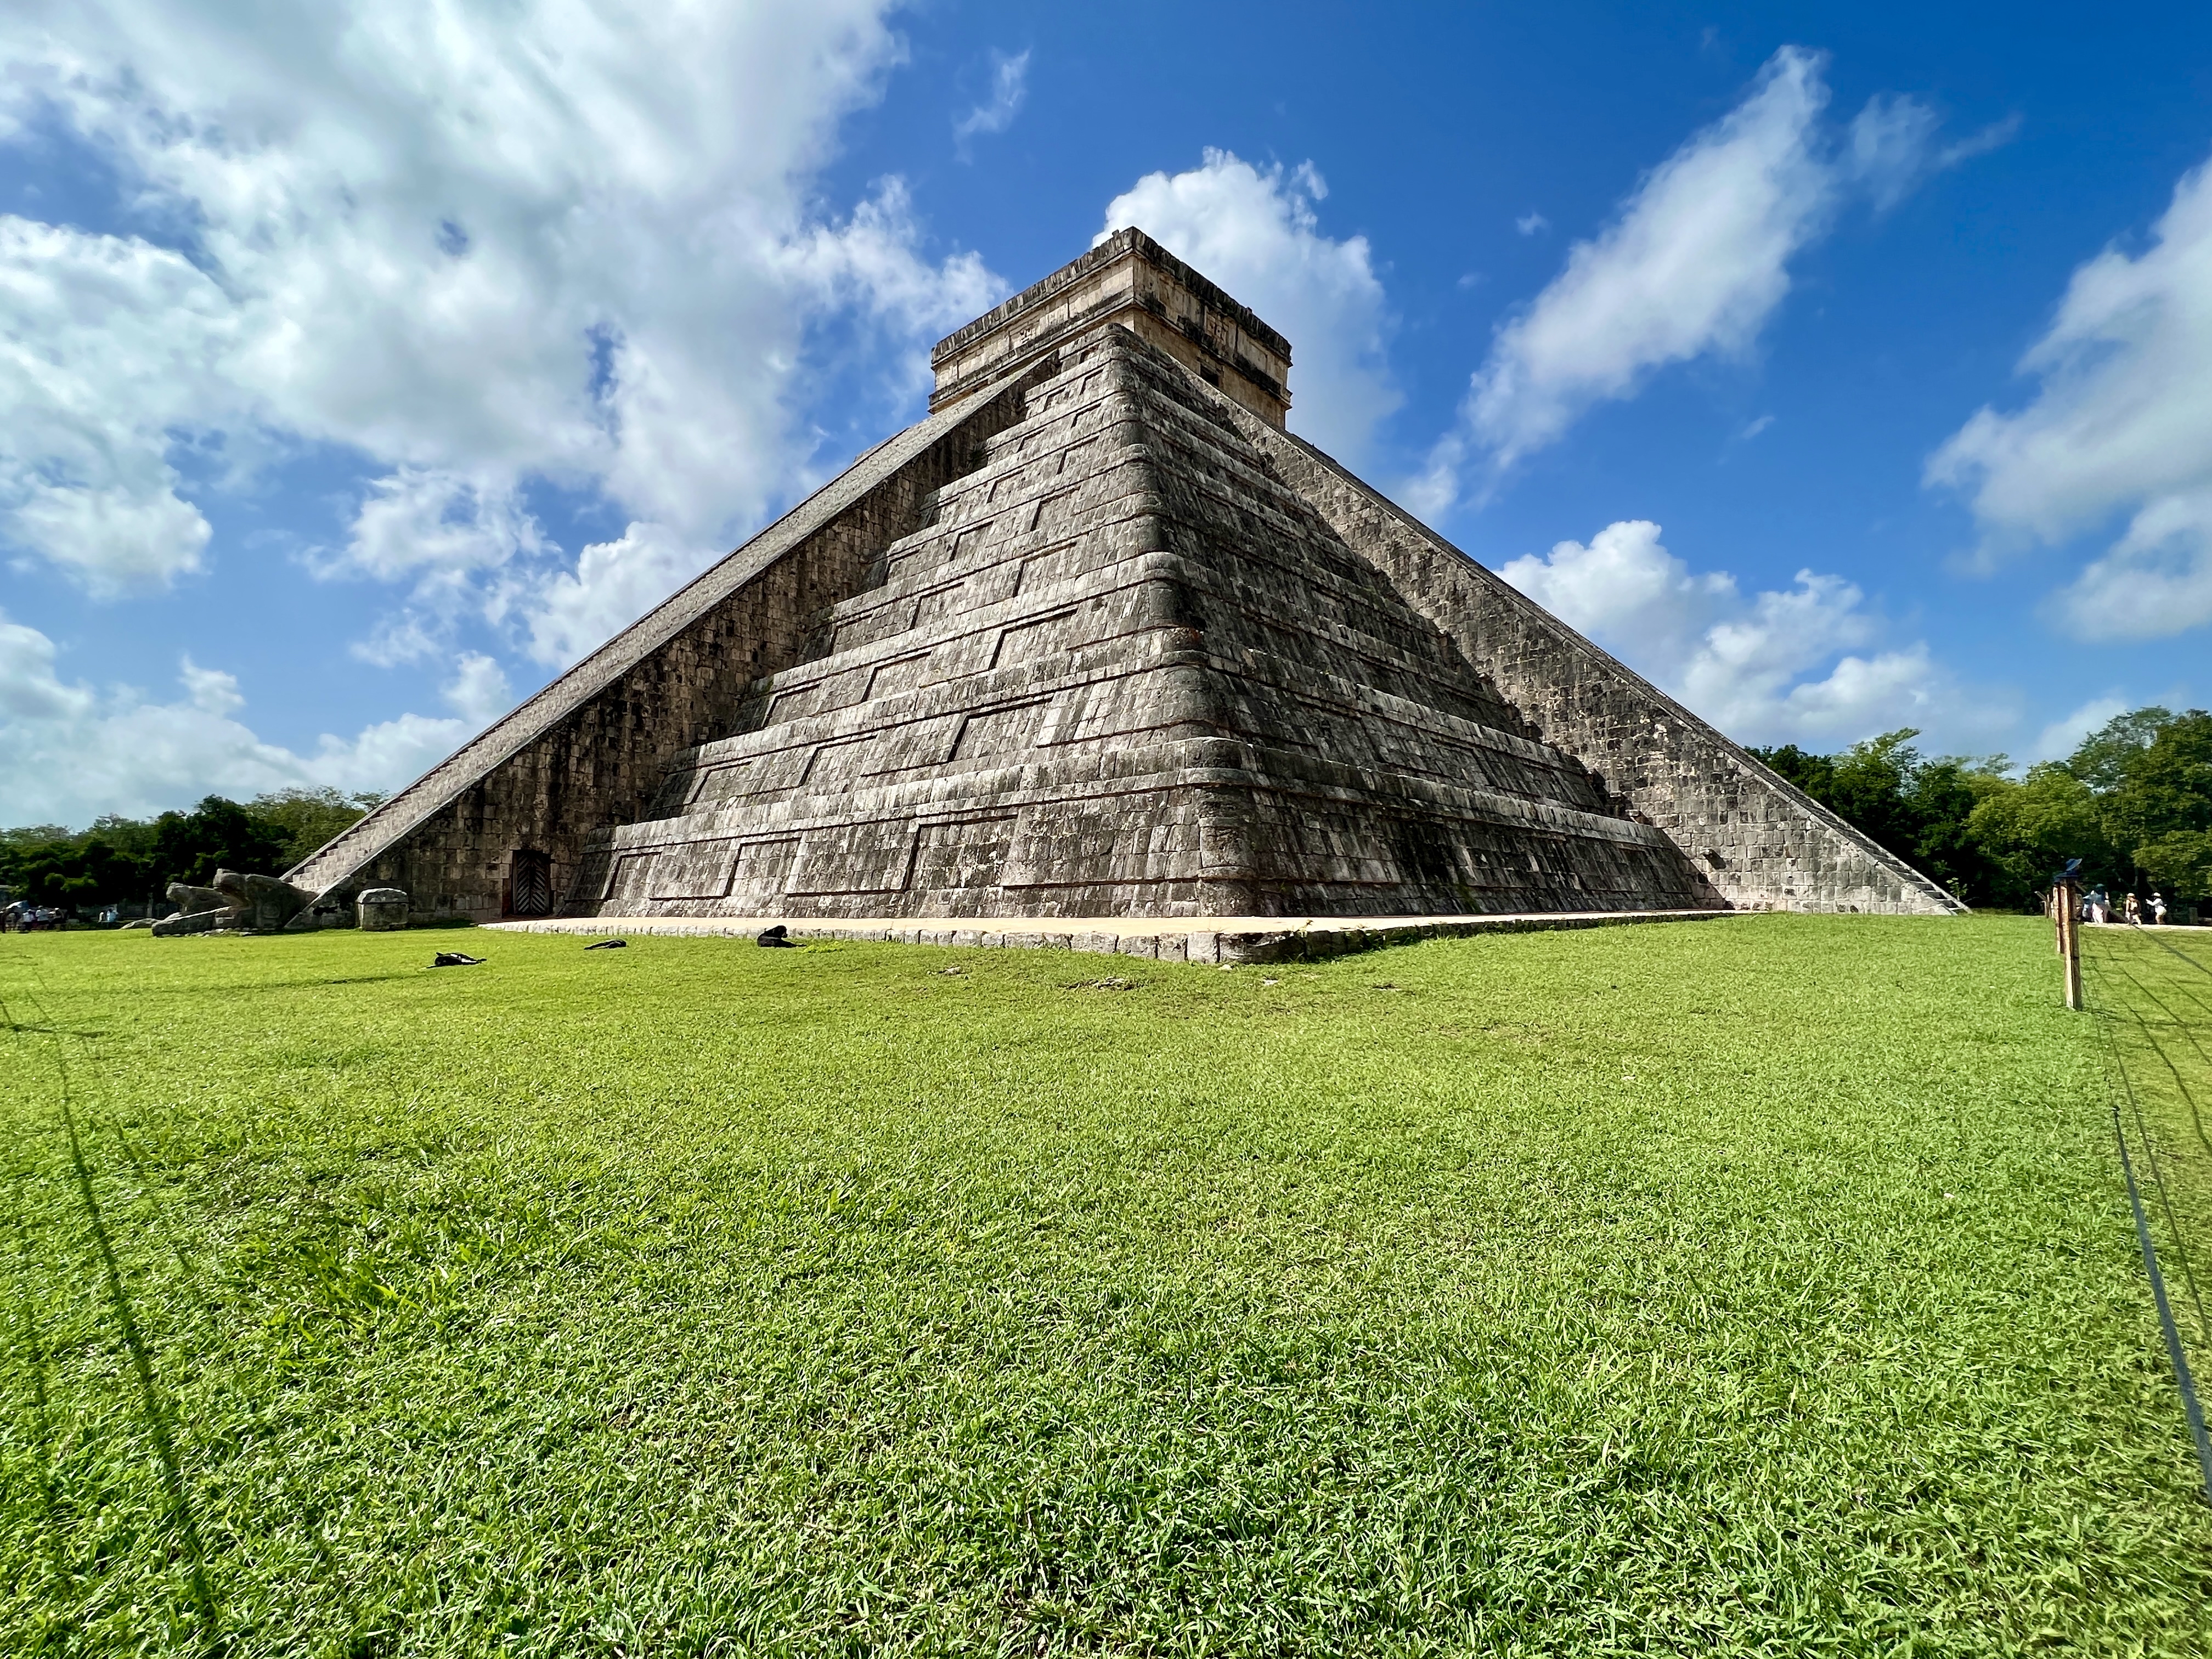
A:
[[585, 939, 627, 950], [756, 924, 795, 948], [431, 951, 486, 967]]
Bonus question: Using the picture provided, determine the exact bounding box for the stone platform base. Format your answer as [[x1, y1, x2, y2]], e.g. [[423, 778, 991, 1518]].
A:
[[482, 908, 1737, 964]]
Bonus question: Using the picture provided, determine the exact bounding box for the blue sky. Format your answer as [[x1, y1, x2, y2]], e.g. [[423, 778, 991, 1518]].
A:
[[4, 0, 2210, 827]]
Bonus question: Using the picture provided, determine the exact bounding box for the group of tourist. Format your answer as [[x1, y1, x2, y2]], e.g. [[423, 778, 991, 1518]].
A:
[[2078, 884, 2171, 925]]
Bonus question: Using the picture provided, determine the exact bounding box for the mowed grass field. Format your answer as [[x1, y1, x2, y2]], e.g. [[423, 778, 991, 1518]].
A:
[[3, 914, 2209, 1656]]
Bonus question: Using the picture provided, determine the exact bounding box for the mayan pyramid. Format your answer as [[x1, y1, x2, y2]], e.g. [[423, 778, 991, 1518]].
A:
[[289, 232, 1961, 923]]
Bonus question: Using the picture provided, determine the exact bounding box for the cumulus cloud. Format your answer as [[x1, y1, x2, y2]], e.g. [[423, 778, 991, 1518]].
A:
[[521, 521, 710, 669], [0, 218, 232, 595], [1453, 50, 1832, 483], [1099, 150, 1398, 466], [0, 0, 997, 629], [1410, 49, 1996, 516], [0, 610, 489, 825], [441, 651, 514, 731], [955, 50, 1029, 146], [1929, 154, 2212, 639], [335, 471, 549, 587], [2033, 694, 2131, 761], [1499, 519, 2005, 748]]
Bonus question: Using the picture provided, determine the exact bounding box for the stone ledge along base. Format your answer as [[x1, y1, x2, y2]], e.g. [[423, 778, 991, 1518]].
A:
[[482, 909, 1737, 965]]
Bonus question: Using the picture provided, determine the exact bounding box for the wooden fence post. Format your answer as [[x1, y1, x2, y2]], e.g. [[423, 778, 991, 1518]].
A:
[[2056, 879, 2083, 1010]]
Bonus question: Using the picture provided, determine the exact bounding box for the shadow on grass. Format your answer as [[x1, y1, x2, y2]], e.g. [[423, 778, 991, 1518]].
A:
[[2, 977, 222, 1649]]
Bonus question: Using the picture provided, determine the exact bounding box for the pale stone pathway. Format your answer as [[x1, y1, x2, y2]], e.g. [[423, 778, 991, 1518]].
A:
[[483, 908, 1739, 964]]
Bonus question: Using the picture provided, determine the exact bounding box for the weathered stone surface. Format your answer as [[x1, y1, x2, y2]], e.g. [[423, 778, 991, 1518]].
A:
[[281, 237, 1960, 922], [573, 328, 1715, 920], [1232, 425, 1962, 913], [166, 881, 240, 919], [932, 228, 1293, 430], [286, 371, 1051, 922], [357, 888, 410, 931], [216, 870, 315, 932], [151, 907, 232, 938]]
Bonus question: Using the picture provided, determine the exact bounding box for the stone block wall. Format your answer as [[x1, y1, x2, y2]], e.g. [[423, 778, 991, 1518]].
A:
[[287, 297, 1959, 923], [1233, 417, 1964, 914], [285, 373, 1044, 920], [566, 328, 1719, 922]]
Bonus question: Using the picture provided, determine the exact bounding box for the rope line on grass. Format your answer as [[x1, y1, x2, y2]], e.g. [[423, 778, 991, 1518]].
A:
[[2118, 922, 2212, 1024], [2099, 954, 2212, 1163], [2079, 934, 2212, 1506], [2106, 928, 2212, 1026], [39, 982, 360, 1607], [7, 949, 363, 1623], [2114, 1093, 2212, 1507], [2125, 921, 2212, 982], [2081, 942, 2212, 1351]]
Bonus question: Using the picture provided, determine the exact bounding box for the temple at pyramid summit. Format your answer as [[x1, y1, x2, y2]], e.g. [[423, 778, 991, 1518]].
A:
[[286, 231, 1963, 943]]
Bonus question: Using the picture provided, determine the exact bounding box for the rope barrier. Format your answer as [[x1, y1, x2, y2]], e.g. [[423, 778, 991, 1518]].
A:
[[2124, 918, 2212, 981], [2080, 928, 2212, 1505], [2114, 1096, 2212, 1506], [2082, 942, 2212, 1347]]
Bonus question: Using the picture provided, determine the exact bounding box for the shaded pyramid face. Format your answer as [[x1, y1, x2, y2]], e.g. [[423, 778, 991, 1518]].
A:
[[568, 325, 1716, 921]]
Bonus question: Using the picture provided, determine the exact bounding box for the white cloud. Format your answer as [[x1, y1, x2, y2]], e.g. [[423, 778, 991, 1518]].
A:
[[955, 50, 1029, 145], [1930, 155, 2212, 639], [1846, 101, 2022, 215], [1499, 518, 2005, 748], [441, 651, 513, 732], [1459, 49, 1835, 477], [0, 610, 479, 826], [521, 521, 709, 669], [1410, 50, 1991, 517], [1846, 94, 1942, 212], [1099, 150, 1398, 467], [2034, 694, 2129, 762], [0, 218, 232, 595], [178, 657, 244, 716], [2048, 491, 2212, 639], [335, 470, 548, 586], [1516, 213, 1549, 237], [0, 0, 997, 638]]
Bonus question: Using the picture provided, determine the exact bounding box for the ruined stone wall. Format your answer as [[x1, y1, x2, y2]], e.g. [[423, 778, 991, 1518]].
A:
[[1232, 420, 1963, 915], [286, 376, 1041, 920]]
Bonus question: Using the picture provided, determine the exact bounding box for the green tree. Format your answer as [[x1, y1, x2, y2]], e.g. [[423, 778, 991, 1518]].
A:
[[0, 792, 366, 913], [1967, 764, 2112, 903], [1751, 730, 2017, 906], [2064, 706, 2173, 793], [247, 787, 383, 867], [2137, 831, 2212, 898], [151, 797, 292, 889], [2097, 709, 2212, 871]]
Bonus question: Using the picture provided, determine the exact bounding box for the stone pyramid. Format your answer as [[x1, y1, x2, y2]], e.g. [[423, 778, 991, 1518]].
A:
[[289, 232, 1961, 923]]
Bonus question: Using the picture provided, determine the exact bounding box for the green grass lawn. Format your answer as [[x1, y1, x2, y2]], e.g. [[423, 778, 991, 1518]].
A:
[[3, 915, 2209, 1656]]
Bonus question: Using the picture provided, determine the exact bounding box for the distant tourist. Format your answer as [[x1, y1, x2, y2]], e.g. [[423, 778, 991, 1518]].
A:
[[2088, 884, 2111, 923], [2125, 892, 2141, 923], [2151, 891, 2168, 925]]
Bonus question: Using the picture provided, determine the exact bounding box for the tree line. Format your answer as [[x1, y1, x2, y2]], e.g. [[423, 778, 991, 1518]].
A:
[[1750, 706, 2212, 911], [0, 789, 381, 911]]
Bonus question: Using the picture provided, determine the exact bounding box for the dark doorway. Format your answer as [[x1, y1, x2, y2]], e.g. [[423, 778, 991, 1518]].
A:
[[506, 848, 554, 917]]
